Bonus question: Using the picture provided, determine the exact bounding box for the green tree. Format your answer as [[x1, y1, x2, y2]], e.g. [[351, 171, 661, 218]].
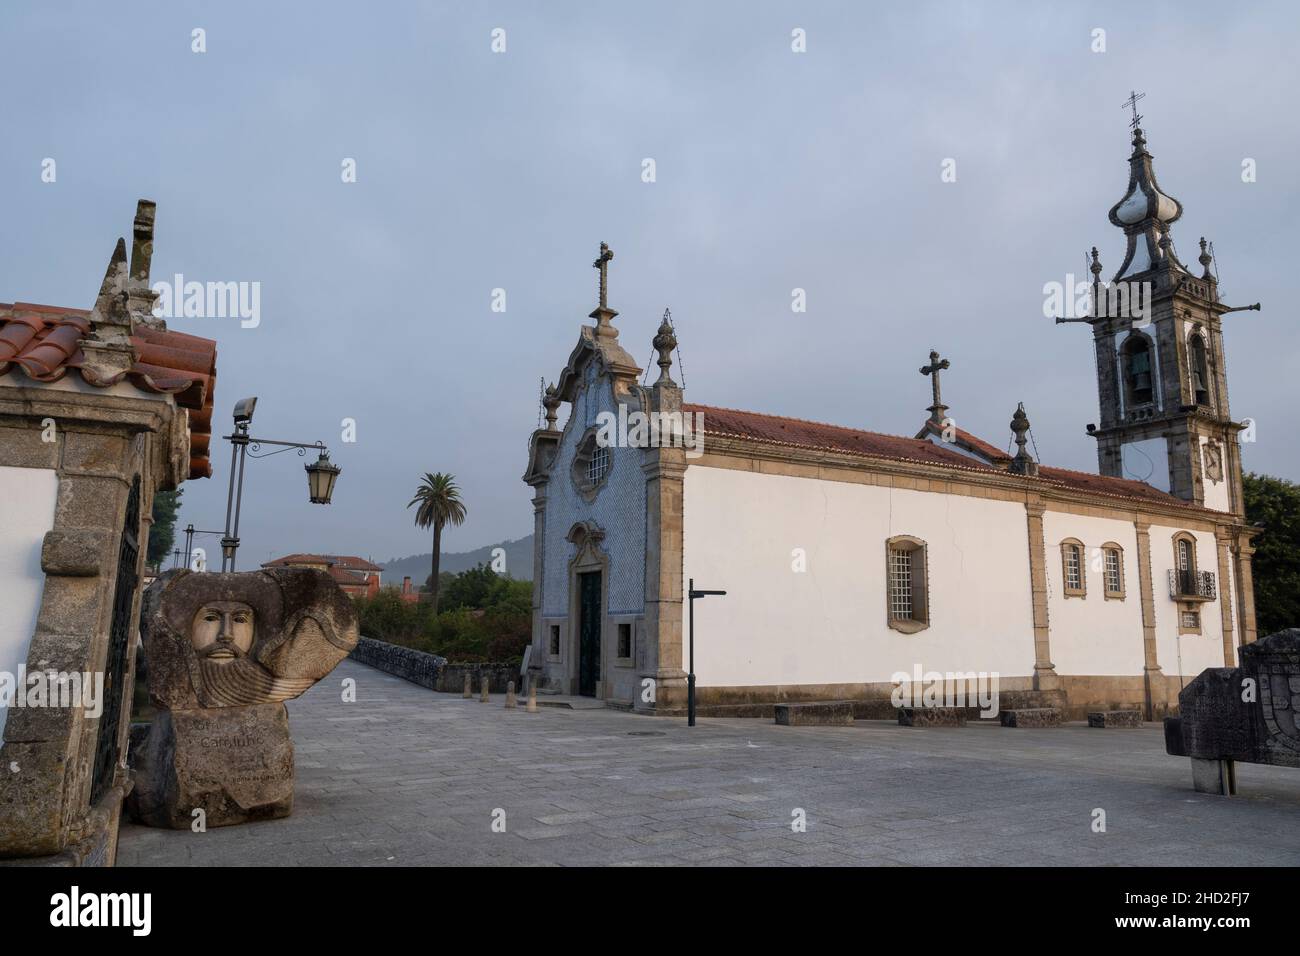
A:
[[147, 487, 183, 570], [1243, 472, 1300, 636], [407, 472, 467, 613], [440, 563, 508, 611]]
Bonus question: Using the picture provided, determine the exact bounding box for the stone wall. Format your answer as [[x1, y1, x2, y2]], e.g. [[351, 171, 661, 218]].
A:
[[348, 637, 521, 694]]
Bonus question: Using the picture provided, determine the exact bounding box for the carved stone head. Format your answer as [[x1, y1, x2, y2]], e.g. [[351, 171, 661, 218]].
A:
[[140, 567, 359, 710]]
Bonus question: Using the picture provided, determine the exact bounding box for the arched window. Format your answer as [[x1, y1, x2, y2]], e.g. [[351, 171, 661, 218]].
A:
[[1172, 532, 1198, 597], [1189, 334, 1211, 407], [1060, 538, 1086, 598], [1101, 543, 1125, 599], [1123, 336, 1154, 407], [886, 535, 929, 633]]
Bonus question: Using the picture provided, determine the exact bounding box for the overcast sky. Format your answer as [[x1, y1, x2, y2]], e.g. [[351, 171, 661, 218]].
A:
[[4, 1, 1297, 569]]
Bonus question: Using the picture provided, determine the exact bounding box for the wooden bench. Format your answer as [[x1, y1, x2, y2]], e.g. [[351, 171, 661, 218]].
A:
[[1164, 629, 1300, 795]]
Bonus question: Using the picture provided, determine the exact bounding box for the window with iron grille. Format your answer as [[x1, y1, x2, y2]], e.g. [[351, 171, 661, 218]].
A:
[[617, 622, 632, 659], [549, 624, 560, 656], [1181, 609, 1200, 630], [886, 536, 928, 632], [889, 549, 912, 620], [1103, 545, 1124, 598], [1060, 539, 1086, 597], [586, 445, 610, 484]]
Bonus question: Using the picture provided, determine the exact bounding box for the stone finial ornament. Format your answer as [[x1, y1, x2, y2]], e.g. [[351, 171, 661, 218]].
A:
[[1089, 246, 1103, 283], [542, 382, 561, 430], [1009, 402, 1038, 477], [1198, 237, 1214, 280], [128, 567, 358, 829], [653, 309, 678, 386]]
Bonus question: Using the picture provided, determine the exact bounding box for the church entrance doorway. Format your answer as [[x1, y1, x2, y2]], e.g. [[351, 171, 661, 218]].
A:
[[578, 571, 602, 697]]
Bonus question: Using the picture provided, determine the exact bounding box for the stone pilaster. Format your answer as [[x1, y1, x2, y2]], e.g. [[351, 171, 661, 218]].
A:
[[1133, 520, 1163, 719], [1024, 499, 1058, 691], [1233, 533, 1258, 645], [1214, 527, 1237, 666]]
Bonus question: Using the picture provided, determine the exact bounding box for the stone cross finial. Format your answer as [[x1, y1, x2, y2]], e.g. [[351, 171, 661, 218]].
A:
[[1009, 402, 1038, 476], [593, 242, 614, 311], [542, 382, 560, 430], [653, 309, 678, 386], [919, 350, 950, 424]]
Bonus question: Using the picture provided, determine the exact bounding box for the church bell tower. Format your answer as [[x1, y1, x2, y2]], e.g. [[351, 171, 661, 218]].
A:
[[1078, 103, 1258, 515]]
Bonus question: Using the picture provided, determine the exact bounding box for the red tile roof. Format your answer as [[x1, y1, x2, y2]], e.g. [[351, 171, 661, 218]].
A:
[[685, 402, 1196, 509], [0, 302, 217, 479], [263, 554, 383, 572]]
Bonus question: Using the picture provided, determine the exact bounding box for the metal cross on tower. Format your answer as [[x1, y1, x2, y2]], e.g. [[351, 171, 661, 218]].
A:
[[1122, 89, 1145, 129], [920, 350, 951, 424]]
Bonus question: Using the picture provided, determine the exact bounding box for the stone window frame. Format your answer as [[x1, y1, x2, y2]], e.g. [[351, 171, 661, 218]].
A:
[[544, 620, 565, 661], [885, 534, 930, 634], [1101, 542, 1126, 600], [1172, 531, 1207, 635], [1060, 538, 1087, 599], [570, 426, 614, 502], [611, 617, 637, 667]]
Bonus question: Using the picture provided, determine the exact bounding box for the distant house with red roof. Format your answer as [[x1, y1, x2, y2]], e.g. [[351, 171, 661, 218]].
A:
[[261, 554, 382, 599]]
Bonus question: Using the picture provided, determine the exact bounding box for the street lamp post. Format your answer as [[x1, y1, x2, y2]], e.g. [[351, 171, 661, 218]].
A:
[[219, 396, 342, 572], [687, 577, 726, 728]]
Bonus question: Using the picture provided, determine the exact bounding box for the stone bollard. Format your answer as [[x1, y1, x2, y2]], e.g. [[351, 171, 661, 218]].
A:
[[462, 673, 472, 699], [505, 681, 516, 709], [526, 684, 538, 713], [480, 676, 489, 702]]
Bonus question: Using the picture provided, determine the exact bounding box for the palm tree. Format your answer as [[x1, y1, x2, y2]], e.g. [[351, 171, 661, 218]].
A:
[[407, 472, 467, 613]]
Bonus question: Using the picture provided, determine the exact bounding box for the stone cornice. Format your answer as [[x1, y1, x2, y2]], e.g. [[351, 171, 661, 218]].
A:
[[693, 436, 1243, 531]]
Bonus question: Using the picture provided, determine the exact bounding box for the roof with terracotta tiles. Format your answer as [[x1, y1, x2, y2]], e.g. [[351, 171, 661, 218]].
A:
[[684, 402, 1198, 509], [0, 302, 217, 479], [262, 554, 383, 572]]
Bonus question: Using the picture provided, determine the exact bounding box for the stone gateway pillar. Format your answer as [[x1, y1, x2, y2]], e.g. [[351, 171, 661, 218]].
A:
[[127, 567, 358, 828]]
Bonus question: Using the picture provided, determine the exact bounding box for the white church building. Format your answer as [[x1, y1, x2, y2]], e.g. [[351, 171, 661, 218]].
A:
[[523, 125, 1260, 721]]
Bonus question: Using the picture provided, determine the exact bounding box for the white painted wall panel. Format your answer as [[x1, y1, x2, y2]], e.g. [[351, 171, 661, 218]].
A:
[[0, 466, 59, 739], [1040, 512, 1145, 675], [682, 466, 1037, 686]]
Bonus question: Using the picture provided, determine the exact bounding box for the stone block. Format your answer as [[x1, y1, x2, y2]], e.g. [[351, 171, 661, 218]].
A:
[[40, 529, 113, 577], [1088, 710, 1141, 728], [999, 708, 1061, 728], [774, 701, 854, 726], [128, 703, 294, 828], [898, 707, 965, 727], [0, 425, 60, 469]]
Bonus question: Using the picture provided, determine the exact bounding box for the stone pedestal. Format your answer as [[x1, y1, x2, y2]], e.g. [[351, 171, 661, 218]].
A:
[[130, 703, 293, 828]]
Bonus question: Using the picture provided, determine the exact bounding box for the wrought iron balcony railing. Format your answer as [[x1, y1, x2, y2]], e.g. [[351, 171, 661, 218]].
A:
[[1169, 568, 1216, 601]]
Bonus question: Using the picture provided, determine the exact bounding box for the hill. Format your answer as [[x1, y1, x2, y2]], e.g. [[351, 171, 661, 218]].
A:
[[379, 535, 533, 586]]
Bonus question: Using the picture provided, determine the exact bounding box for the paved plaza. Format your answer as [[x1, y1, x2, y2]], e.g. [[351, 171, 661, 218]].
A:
[[117, 660, 1300, 866]]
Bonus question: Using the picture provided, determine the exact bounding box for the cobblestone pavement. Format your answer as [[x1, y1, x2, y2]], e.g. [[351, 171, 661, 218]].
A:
[[117, 660, 1300, 866]]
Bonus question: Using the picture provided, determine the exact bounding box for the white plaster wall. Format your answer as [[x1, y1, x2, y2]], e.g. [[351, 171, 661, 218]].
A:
[[682, 466, 1036, 686], [0, 466, 59, 739], [1040, 512, 1145, 676], [1198, 436, 1232, 512], [1149, 523, 1228, 681], [541, 364, 647, 618]]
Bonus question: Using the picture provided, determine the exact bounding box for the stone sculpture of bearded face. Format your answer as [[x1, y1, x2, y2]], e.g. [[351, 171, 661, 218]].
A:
[[140, 567, 358, 711], [190, 601, 255, 662]]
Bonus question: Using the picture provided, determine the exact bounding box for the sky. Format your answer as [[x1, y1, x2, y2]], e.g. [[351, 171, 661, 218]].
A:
[[3, 1, 1298, 569]]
